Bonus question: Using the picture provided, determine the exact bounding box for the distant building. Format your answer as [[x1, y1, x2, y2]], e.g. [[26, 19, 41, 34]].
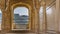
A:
[[14, 14, 29, 24]]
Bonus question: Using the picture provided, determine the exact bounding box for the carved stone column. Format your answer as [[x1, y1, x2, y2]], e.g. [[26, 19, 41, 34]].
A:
[[1, 0, 11, 34], [4, 0, 11, 32], [32, 0, 35, 32], [41, 0, 47, 33], [55, 0, 60, 33], [0, 0, 7, 34], [34, 0, 40, 34]]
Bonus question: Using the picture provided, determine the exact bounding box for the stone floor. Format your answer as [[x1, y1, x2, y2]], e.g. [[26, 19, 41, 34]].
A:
[[0, 31, 60, 34], [6, 32, 59, 34], [8, 33, 58, 34], [40, 31, 59, 34]]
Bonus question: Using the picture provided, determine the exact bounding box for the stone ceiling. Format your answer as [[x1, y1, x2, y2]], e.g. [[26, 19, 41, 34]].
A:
[[46, 0, 56, 6]]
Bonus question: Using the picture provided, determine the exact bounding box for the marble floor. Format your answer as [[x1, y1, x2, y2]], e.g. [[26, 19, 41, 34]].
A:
[[6, 32, 59, 34], [0, 30, 60, 34]]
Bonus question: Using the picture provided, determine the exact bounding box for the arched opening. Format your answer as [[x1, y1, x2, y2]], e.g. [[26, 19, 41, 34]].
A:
[[12, 7, 29, 30], [0, 9, 2, 30]]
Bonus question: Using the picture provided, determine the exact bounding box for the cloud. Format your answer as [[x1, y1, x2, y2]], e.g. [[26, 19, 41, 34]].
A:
[[14, 7, 28, 15]]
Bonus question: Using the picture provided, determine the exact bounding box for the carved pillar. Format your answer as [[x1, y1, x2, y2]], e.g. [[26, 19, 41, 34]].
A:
[[34, 0, 40, 34], [1, 0, 7, 34], [55, 0, 60, 33], [41, 0, 47, 33], [5, 0, 11, 32], [32, 0, 35, 32], [1, 0, 11, 33]]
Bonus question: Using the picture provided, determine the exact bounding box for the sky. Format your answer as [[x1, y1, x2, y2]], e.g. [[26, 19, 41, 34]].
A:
[[14, 7, 29, 15]]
